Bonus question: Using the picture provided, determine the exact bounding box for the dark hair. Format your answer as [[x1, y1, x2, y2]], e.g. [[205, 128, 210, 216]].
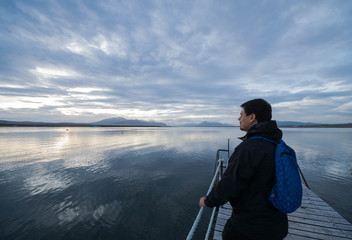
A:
[[241, 98, 272, 122]]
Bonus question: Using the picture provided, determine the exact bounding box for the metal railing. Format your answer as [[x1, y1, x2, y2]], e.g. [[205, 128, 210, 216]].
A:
[[186, 140, 230, 240]]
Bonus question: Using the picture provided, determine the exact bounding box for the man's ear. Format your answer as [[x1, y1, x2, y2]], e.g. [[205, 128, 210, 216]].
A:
[[249, 113, 256, 122], [249, 113, 258, 125]]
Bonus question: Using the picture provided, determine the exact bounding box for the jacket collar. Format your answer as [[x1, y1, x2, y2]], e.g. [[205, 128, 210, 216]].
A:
[[239, 120, 282, 142]]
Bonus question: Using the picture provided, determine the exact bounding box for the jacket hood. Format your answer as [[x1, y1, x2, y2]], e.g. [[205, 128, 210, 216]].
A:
[[240, 120, 282, 142]]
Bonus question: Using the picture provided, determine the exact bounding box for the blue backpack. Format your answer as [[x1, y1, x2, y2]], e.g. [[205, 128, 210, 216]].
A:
[[250, 136, 302, 213]]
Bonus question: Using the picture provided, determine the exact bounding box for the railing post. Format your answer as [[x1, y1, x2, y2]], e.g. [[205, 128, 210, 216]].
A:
[[220, 158, 223, 179], [228, 139, 230, 159]]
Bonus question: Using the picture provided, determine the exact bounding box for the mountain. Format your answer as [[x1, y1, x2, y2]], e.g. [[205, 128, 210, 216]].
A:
[[197, 121, 233, 127], [276, 121, 352, 128], [1, 119, 351, 128], [0, 118, 167, 127], [0, 120, 89, 127], [179, 121, 234, 127], [276, 121, 323, 126], [178, 120, 352, 128], [91, 117, 167, 127]]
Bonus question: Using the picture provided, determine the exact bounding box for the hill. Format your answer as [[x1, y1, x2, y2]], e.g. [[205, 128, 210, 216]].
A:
[[1, 119, 351, 128], [276, 121, 323, 126], [91, 117, 167, 127], [0, 120, 90, 127], [178, 121, 234, 127], [0, 118, 167, 127]]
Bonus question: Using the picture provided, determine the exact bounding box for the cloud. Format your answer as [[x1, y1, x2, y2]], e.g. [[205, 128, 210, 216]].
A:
[[0, 0, 351, 124], [333, 102, 352, 113], [30, 66, 82, 80]]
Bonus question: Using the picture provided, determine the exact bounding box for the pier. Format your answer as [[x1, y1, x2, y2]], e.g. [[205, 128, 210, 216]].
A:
[[213, 185, 352, 240], [186, 141, 352, 240]]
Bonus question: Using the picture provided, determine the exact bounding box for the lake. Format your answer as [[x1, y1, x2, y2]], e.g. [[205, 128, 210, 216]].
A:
[[0, 127, 351, 240]]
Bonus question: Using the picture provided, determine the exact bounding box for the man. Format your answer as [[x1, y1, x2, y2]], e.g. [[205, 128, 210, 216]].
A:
[[199, 99, 288, 240]]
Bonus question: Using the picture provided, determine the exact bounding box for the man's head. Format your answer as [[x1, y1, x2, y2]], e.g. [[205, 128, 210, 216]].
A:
[[238, 98, 272, 131]]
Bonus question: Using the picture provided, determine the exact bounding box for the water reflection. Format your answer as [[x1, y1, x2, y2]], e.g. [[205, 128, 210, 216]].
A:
[[24, 171, 72, 196], [0, 127, 238, 167], [284, 128, 352, 180], [0, 127, 351, 240], [283, 128, 352, 222]]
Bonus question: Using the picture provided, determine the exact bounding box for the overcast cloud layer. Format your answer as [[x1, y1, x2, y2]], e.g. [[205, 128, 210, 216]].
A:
[[1, 0, 351, 125]]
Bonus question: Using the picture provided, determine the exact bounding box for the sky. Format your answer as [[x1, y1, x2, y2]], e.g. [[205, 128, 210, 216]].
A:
[[1, 0, 351, 125]]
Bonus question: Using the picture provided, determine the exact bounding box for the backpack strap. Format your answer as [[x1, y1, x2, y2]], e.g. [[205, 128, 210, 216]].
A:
[[250, 136, 310, 189], [248, 136, 277, 196], [249, 136, 277, 144]]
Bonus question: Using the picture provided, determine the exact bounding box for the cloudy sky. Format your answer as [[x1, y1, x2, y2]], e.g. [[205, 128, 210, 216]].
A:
[[1, 0, 351, 125]]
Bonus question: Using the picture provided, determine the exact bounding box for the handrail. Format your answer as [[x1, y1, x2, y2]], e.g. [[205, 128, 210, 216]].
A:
[[205, 204, 217, 239], [186, 158, 224, 240], [186, 139, 230, 240], [297, 163, 310, 189]]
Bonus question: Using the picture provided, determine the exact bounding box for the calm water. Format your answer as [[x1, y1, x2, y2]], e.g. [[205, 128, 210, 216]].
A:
[[0, 127, 351, 240]]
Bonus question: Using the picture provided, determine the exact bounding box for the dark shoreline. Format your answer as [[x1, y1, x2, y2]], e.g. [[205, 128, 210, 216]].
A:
[[279, 123, 352, 128], [0, 124, 165, 127], [1, 124, 351, 128]]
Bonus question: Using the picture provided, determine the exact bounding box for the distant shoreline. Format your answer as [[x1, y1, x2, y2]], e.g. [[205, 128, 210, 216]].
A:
[[0, 123, 351, 128], [0, 124, 165, 128], [279, 123, 352, 128], [2, 118, 351, 128]]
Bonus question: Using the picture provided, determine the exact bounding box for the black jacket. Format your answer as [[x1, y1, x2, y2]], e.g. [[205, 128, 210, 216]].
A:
[[205, 121, 288, 239]]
